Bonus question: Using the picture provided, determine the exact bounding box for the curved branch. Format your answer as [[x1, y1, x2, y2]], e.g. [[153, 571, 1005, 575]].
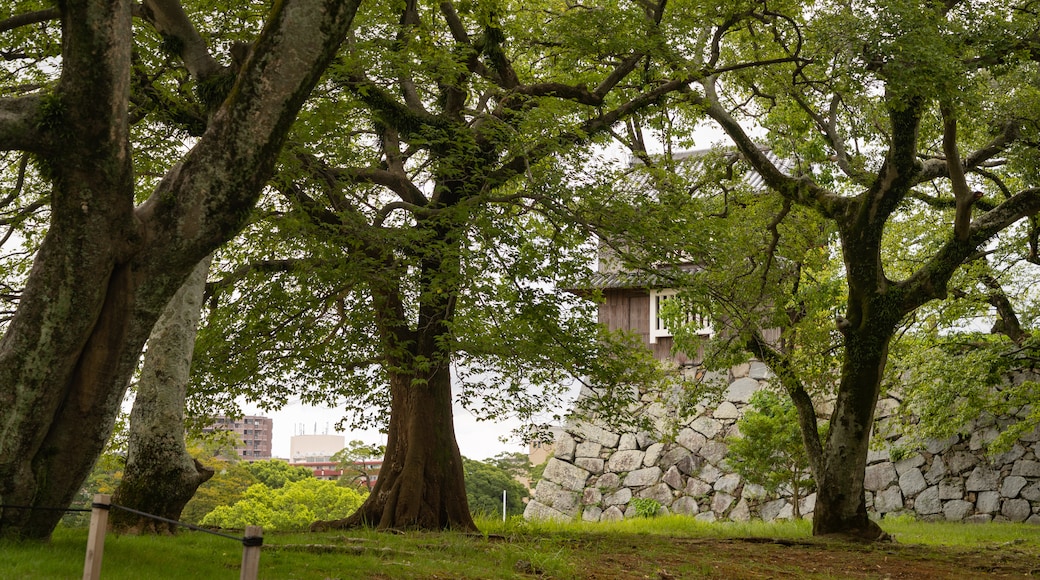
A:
[[0, 8, 59, 34], [139, 0, 222, 80], [0, 96, 44, 152]]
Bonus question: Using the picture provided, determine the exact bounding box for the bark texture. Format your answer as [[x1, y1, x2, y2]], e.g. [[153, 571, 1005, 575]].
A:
[[0, 0, 360, 539], [315, 367, 476, 531], [111, 257, 213, 534]]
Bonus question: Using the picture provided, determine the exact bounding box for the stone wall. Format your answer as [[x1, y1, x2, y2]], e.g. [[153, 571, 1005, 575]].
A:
[[524, 361, 1040, 524]]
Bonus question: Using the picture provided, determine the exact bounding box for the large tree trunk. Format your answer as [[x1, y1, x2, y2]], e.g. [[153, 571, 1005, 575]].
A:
[[811, 328, 893, 540], [0, 0, 360, 540], [314, 365, 475, 531], [111, 257, 213, 534]]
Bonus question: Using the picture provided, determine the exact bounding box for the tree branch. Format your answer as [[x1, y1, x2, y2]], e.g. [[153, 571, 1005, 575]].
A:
[[0, 96, 44, 152]]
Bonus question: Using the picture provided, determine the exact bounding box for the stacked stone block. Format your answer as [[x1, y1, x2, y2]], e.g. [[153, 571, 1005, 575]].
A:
[[524, 361, 1040, 524]]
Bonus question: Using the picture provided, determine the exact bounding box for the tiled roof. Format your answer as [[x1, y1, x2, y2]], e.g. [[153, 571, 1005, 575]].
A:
[[569, 265, 699, 292]]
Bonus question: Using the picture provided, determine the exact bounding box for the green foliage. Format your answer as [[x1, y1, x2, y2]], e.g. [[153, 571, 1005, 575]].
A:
[[200, 478, 367, 531], [462, 457, 530, 518], [629, 497, 662, 518], [331, 440, 384, 489], [885, 333, 1040, 455], [726, 390, 820, 513], [242, 460, 313, 489]]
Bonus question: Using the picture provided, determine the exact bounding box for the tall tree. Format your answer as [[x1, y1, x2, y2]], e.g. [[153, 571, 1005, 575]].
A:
[[0, 0, 361, 539], [111, 257, 214, 534], [632, 0, 1040, 539], [193, 0, 790, 532]]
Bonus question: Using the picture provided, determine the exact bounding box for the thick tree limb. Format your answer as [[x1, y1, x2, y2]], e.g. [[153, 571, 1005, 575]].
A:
[[0, 96, 44, 152], [0, 9, 59, 34], [940, 102, 978, 241], [140, 0, 222, 80]]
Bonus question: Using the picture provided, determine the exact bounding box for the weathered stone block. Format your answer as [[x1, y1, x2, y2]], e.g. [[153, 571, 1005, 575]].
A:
[[759, 498, 788, 521], [730, 362, 751, 378], [606, 449, 645, 473], [894, 455, 925, 474], [925, 434, 959, 454], [544, 458, 591, 492], [729, 498, 751, 522], [574, 457, 604, 474], [698, 463, 722, 483], [947, 451, 978, 474], [724, 378, 760, 403], [643, 443, 663, 467], [575, 441, 602, 458], [990, 444, 1026, 466], [573, 421, 621, 448], [1011, 459, 1040, 477], [676, 454, 703, 476], [742, 483, 768, 500], [899, 468, 927, 497], [554, 432, 577, 461], [915, 486, 941, 515], [603, 487, 632, 506], [524, 500, 570, 522], [976, 491, 1000, 514], [691, 416, 724, 439], [711, 492, 735, 515], [969, 427, 999, 451], [1002, 498, 1032, 522], [700, 441, 728, 465], [714, 473, 741, 494], [638, 483, 673, 505], [622, 466, 662, 488], [662, 465, 684, 490], [672, 496, 699, 516], [713, 401, 740, 420], [1019, 482, 1040, 502], [676, 428, 707, 453], [601, 505, 624, 522], [685, 478, 712, 497], [618, 433, 639, 451], [748, 361, 772, 379], [659, 446, 690, 468], [866, 445, 890, 465], [864, 462, 897, 491], [597, 472, 620, 490], [582, 487, 602, 505], [582, 506, 602, 522], [695, 511, 717, 523], [943, 499, 974, 521], [924, 457, 947, 484], [875, 485, 904, 513], [875, 397, 899, 419], [939, 479, 964, 500], [965, 466, 1000, 492], [635, 431, 655, 450], [799, 493, 817, 517], [1000, 475, 1027, 498]]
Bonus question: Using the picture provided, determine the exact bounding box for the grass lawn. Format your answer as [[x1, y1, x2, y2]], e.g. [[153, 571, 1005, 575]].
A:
[[1, 516, 1038, 579]]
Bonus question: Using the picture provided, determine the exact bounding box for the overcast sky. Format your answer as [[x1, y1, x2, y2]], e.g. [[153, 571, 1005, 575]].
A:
[[242, 397, 539, 462]]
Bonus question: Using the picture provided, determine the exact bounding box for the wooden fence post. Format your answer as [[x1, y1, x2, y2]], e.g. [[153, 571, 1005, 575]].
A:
[[82, 493, 111, 580], [240, 525, 263, 580]]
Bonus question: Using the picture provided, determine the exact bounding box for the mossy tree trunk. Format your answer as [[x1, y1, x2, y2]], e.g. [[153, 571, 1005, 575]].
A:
[[0, 0, 360, 540], [111, 257, 213, 534]]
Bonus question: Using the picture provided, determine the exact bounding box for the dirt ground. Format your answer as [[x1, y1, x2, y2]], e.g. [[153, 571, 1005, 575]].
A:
[[576, 536, 1040, 579]]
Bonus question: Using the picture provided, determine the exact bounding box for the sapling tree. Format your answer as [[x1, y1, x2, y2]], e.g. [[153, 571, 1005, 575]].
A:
[[726, 390, 821, 519]]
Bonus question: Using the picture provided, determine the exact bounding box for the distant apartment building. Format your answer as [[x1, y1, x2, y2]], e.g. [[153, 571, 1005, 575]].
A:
[[202, 415, 273, 460]]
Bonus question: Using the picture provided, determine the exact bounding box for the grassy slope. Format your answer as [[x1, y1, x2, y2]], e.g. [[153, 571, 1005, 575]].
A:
[[1, 516, 1038, 579]]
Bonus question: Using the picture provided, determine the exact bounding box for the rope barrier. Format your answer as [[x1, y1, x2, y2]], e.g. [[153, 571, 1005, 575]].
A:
[[0, 503, 93, 513], [108, 503, 259, 546], [0, 502, 262, 546]]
